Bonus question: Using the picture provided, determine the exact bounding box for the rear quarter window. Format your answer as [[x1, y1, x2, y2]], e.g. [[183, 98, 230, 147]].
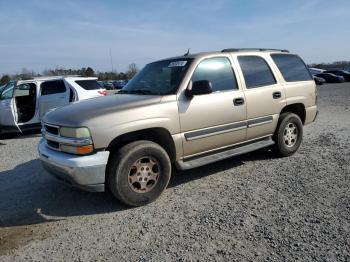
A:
[[75, 80, 101, 90], [271, 54, 312, 82]]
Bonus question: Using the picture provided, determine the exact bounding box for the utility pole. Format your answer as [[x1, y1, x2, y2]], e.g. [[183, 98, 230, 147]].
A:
[[109, 48, 114, 72]]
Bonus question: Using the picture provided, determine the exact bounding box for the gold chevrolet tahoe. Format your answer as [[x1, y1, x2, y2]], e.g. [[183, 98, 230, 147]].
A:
[[38, 48, 318, 206]]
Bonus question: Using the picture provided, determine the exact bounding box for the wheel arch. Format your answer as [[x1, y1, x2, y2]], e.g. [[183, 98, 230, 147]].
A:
[[279, 103, 306, 124], [106, 127, 177, 163]]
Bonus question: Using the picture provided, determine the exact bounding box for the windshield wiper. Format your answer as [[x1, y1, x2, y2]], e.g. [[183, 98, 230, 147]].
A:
[[129, 89, 153, 95], [118, 90, 130, 94]]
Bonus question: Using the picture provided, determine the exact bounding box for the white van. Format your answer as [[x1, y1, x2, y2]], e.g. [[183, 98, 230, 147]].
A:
[[0, 76, 106, 134]]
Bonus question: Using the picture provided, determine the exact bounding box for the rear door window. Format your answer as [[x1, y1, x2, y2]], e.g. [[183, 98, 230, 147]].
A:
[[238, 56, 276, 88], [41, 80, 66, 95], [271, 54, 312, 82], [75, 80, 101, 90]]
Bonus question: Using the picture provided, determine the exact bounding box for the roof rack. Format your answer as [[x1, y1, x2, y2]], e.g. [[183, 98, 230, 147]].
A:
[[221, 48, 289, 53], [32, 75, 82, 80]]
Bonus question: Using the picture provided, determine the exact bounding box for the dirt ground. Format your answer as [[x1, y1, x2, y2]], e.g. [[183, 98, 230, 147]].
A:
[[0, 83, 349, 261]]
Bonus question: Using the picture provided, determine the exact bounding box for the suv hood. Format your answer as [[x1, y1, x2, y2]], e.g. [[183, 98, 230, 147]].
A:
[[44, 94, 162, 127]]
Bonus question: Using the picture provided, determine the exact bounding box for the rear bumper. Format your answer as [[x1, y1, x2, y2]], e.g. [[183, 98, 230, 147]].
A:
[[305, 105, 318, 125], [38, 139, 109, 192]]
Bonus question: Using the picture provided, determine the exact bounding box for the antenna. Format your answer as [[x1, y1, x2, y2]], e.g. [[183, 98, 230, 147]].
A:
[[184, 48, 190, 56], [109, 48, 114, 72]]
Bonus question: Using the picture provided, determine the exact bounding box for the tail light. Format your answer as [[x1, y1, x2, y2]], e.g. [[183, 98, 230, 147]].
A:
[[98, 90, 107, 96]]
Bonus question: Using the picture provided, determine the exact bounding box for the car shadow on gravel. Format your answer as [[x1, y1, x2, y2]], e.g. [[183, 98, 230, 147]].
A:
[[0, 149, 275, 228], [0, 130, 41, 141], [169, 148, 275, 188]]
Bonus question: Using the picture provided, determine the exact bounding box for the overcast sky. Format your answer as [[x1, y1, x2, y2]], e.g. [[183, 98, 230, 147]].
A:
[[0, 0, 349, 75]]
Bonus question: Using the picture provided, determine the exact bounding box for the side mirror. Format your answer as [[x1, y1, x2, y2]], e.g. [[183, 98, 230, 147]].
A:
[[185, 80, 212, 98]]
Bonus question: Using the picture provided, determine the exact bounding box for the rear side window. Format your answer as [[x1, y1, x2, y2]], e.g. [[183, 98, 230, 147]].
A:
[[75, 80, 101, 90], [41, 80, 66, 95], [271, 54, 312, 82], [238, 56, 276, 88], [191, 57, 238, 92]]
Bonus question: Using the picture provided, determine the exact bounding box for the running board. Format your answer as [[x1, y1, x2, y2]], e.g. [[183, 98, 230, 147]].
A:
[[176, 137, 274, 170]]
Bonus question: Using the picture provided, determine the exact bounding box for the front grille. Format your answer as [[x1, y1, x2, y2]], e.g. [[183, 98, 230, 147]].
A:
[[47, 140, 59, 149], [45, 124, 59, 135]]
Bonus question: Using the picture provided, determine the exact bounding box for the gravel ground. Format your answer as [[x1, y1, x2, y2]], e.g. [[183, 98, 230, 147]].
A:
[[0, 83, 349, 261]]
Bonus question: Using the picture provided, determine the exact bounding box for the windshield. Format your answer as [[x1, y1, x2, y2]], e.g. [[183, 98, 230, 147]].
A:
[[121, 58, 193, 95], [0, 82, 16, 100]]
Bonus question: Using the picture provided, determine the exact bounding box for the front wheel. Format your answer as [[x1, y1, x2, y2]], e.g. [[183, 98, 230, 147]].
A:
[[107, 140, 171, 206], [273, 113, 303, 157]]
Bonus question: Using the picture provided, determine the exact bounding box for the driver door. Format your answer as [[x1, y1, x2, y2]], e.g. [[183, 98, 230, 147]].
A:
[[38, 80, 70, 119], [0, 82, 19, 130], [178, 56, 247, 157]]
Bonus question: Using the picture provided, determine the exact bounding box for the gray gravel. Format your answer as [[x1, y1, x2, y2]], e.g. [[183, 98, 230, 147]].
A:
[[0, 83, 349, 261]]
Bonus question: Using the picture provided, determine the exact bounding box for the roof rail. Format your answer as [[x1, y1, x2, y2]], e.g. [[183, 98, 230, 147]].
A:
[[221, 48, 289, 53], [32, 75, 82, 80]]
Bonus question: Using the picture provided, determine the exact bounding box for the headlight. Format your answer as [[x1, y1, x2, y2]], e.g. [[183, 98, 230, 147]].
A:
[[60, 127, 91, 138]]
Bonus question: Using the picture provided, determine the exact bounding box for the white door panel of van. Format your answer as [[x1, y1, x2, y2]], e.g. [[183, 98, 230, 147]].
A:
[[0, 82, 19, 131], [0, 98, 17, 127], [39, 81, 70, 119]]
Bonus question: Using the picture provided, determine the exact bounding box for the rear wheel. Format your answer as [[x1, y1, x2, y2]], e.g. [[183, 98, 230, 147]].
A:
[[273, 113, 303, 157], [107, 140, 171, 206]]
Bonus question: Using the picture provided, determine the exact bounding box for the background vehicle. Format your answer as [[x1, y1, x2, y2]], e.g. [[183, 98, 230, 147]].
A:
[[308, 67, 325, 75], [113, 80, 128, 90], [0, 76, 106, 134], [313, 75, 325, 85], [39, 48, 317, 206], [324, 70, 350, 81], [314, 73, 345, 83], [101, 81, 115, 90]]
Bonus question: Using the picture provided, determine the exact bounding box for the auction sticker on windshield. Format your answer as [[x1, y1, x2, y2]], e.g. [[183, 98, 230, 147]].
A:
[[168, 61, 187, 67]]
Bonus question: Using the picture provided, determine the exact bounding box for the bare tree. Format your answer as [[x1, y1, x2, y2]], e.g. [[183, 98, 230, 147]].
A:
[[126, 63, 139, 79]]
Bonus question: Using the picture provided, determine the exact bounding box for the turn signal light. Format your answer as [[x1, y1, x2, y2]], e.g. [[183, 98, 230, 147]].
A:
[[60, 144, 94, 155]]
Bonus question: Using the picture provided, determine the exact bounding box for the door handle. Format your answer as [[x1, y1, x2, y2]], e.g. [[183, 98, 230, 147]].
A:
[[233, 97, 245, 106], [273, 91, 282, 99]]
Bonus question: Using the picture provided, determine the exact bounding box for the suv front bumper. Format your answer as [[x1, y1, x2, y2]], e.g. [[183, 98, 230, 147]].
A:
[[38, 139, 109, 192]]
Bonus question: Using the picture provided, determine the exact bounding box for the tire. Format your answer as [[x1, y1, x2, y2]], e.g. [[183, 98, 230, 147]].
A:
[[273, 112, 303, 157], [106, 140, 171, 206]]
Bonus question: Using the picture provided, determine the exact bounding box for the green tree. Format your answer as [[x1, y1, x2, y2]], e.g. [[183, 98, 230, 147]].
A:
[[0, 75, 11, 85], [84, 67, 95, 77], [118, 72, 127, 80]]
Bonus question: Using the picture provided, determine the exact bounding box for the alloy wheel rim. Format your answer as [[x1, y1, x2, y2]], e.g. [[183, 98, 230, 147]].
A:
[[128, 157, 160, 193], [283, 122, 298, 147]]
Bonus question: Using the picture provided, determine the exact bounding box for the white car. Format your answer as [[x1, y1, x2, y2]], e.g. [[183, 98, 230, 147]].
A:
[[0, 76, 106, 134]]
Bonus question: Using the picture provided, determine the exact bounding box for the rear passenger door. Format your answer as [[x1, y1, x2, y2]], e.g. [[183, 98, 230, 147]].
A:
[[38, 80, 70, 119], [236, 55, 286, 140]]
